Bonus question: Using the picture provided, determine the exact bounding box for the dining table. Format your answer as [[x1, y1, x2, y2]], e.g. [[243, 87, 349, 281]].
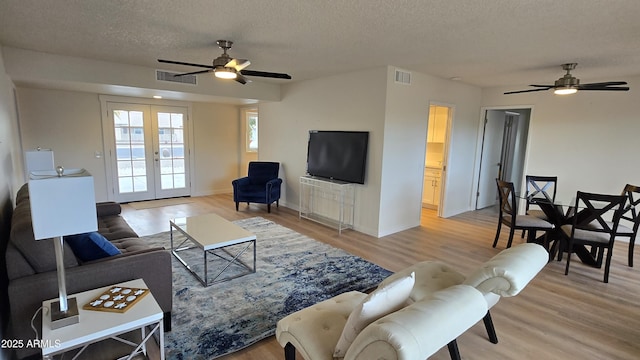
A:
[[525, 196, 601, 267]]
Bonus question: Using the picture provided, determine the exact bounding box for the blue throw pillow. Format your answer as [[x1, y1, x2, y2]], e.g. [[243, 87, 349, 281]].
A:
[[64, 232, 121, 262]]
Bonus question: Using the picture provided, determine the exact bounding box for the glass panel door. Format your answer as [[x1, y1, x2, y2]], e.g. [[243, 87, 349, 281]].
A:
[[106, 103, 190, 202], [153, 106, 190, 198], [109, 103, 155, 202]]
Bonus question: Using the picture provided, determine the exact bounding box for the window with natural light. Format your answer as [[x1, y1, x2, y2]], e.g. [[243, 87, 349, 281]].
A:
[[246, 111, 258, 152]]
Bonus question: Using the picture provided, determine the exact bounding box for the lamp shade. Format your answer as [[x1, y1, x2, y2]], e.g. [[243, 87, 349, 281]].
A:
[[29, 168, 98, 240], [25, 149, 54, 173]]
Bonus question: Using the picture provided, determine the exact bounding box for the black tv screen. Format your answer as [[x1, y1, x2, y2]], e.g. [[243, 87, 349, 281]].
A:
[[306, 130, 369, 184]]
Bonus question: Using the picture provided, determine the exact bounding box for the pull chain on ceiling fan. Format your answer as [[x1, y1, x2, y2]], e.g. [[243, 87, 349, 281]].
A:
[[504, 63, 629, 95], [158, 40, 291, 85]]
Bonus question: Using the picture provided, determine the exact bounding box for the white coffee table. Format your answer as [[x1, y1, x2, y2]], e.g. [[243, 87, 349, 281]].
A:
[[41, 278, 164, 360], [170, 213, 256, 286]]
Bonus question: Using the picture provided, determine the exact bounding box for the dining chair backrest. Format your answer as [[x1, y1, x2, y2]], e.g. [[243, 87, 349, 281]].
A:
[[619, 184, 640, 267], [564, 191, 627, 283], [570, 191, 627, 236], [620, 184, 640, 232], [497, 179, 517, 220], [525, 175, 557, 211]]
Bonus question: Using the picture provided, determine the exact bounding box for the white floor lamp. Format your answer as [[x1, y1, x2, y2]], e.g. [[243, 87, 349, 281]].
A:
[[29, 167, 97, 329]]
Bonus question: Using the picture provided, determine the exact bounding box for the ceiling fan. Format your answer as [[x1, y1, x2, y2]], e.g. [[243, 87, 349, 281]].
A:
[[504, 63, 629, 95], [158, 40, 292, 85]]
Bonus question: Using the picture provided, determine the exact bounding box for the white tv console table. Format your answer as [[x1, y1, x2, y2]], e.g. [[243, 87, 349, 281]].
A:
[[299, 176, 355, 234]]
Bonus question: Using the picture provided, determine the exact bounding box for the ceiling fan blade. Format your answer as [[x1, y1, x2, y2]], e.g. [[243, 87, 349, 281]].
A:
[[158, 59, 214, 69], [174, 69, 212, 77], [505, 63, 630, 95], [575, 86, 629, 91], [504, 87, 552, 95], [226, 58, 251, 71], [240, 70, 292, 79], [235, 74, 249, 85], [579, 81, 627, 87]]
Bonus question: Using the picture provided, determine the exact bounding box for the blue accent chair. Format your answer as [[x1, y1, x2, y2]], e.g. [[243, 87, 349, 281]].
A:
[[232, 161, 283, 213]]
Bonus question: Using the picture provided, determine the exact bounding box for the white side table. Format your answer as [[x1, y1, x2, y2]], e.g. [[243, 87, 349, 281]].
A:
[[41, 279, 164, 360]]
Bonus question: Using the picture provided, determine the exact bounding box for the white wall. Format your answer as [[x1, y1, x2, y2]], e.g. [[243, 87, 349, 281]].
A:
[[3, 47, 281, 103], [378, 68, 483, 235], [0, 46, 21, 360], [482, 76, 640, 201], [191, 101, 241, 195], [17, 88, 110, 198], [259, 67, 388, 236], [0, 48, 22, 198], [259, 66, 483, 237], [378, 67, 428, 235], [15, 88, 242, 201]]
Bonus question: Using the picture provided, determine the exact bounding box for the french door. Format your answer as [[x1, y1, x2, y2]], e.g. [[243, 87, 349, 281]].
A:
[[105, 102, 190, 202]]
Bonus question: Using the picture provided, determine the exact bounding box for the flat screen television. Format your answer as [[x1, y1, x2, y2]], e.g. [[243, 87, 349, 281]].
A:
[[306, 130, 369, 184]]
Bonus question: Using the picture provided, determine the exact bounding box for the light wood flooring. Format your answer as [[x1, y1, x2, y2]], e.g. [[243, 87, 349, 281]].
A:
[[121, 194, 640, 360]]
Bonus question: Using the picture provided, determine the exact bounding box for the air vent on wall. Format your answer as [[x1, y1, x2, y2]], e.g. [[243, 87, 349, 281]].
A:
[[394, 69, 411, 85], [156, 70, 197, 85]]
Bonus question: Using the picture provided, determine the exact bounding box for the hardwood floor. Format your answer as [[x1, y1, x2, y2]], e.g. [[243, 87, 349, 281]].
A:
[[122, 194, 640, 360]]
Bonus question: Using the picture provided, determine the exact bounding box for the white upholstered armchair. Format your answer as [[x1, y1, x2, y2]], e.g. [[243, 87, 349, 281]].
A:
[[276, 284, 487, 360], [378, 242, 549, 344], [276, 243, 548, 360]]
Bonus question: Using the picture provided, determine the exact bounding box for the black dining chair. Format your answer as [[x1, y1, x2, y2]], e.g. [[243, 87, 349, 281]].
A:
[[493, 179, 555, 249], [615, 184, 640, 267], [560, 191, 627, 283], [521, 175, 558, 238]]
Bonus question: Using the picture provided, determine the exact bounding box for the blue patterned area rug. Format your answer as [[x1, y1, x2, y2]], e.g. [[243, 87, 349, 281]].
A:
[[143, 217, 392, 359]]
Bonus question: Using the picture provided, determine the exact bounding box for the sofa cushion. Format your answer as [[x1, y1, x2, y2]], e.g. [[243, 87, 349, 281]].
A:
[[110, 237, 161, 253], [333, 272, 415, 358], [65, 232, 121, 262], [97, 215, 138, 240], [5, 242, 36, 280], [96, 201, 122, 217]]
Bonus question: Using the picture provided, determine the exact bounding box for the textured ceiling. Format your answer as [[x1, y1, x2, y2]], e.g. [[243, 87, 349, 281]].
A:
[[1, 0, 640, 88]]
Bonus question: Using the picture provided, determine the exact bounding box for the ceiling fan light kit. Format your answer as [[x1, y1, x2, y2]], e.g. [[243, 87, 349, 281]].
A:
[[554, 87, 578, 95], [158, 39, 291, 85], [214, 66, 237, 79], [504, 63, 629, 95]]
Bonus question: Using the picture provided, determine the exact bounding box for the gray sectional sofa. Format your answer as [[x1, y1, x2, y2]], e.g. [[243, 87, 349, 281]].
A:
[[4, 184, 172, 359]]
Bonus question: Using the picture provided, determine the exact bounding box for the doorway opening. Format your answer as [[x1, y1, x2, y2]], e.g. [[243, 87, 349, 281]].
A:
[[475, 107, 531, 210], [422, 104, 451, 216]]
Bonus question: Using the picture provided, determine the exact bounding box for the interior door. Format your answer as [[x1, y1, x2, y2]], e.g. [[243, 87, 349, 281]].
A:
[[106, 102, 190, 202], [475, 111, 506, 209]]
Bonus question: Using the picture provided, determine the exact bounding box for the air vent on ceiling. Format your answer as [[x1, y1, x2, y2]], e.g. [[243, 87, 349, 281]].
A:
[[156, 70, 197, 85], [394, 69, 411, 85]]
